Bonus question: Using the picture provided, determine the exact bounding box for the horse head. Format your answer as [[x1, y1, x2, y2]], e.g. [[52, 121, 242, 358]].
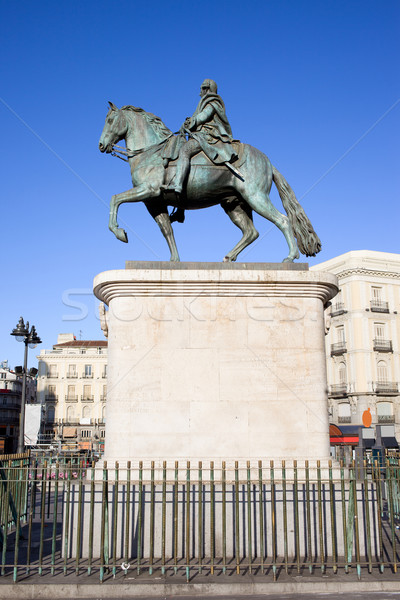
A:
[[99, 103, 173, 155], [99, 102, 127, 153]]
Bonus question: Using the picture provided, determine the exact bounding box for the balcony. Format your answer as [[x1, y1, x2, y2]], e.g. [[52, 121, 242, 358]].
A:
[[45, 395, 58, 402], [374, 382, 399, 395], [81, 395, 94, 402], [378, 414, 395, 423], [330, 384, 348, 397], [102, 372, 107, 379], [65, 395, 78, 402], [331, 342, 347, 356], [100, 395, 107, 402], [338, 416, 351, 423], [47, 372, 58, 379], [370, 300, 389, 313], [331, 302, 346, 317], [66, 372, 78, 379], [373, 339, 393, 353], [82, 373, 93, 379]]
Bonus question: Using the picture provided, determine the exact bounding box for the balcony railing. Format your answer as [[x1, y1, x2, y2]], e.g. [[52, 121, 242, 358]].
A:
[[331, 302, 346, 317], [82, 374, 93, 379], [66, 372, 78, 378], [370, 300, 389, 313], [330, 384, 348, 397], [373, 339, 393, 352], [102, 372, 107, 378], [81, 396, 94, 402], [65, 395, 78, 402], [100, 395, 107, 402], [331, 342, 347, 356], [45, 395, 58, 402], [374, 382, 399, 394], [338, 416, 351, 423], [378, 414, 395, 423], [47, 373, 58, 379]]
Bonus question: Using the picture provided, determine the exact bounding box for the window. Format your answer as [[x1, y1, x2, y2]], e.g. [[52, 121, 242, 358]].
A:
[[67, 385, 76, 399], [338, 403, 351, 423], [66, 406, 75, 420], [48, 364, 57, 377], [0, 373, 6, 379], [377, 361, 388, 382], [377, 402, 392, 416], [377, 402, 394, 423], [102, 405, 106, 420], [67, 364, 77, 377], [102, 365, 107, 378], [84, 365, 92, 377], [81, 430, 92, 438], [372, 287, 382, 301], [374, 323, 385, 340], [338, 403, 351, 417], [47, 406, 55, 421], [338, 362, 347, 384], [100, 430, 105, 438], [337, 326, 345, 343], [82, 405, 91, 418], [48, 385, 56, 398], [83, 385, 92, 399]]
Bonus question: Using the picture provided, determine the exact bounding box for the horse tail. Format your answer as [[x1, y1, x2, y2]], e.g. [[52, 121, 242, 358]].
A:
[[272, 165, 321, 257]]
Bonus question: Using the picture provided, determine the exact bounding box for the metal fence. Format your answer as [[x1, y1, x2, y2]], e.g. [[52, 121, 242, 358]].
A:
[[0, 456, 400, 582]]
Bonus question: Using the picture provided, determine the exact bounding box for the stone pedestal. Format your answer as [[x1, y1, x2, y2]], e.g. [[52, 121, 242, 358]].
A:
[[93, 262, 338, 465]]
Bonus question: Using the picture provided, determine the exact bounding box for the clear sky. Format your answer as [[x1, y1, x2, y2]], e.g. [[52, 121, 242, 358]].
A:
[[1, 0, 399, 368]]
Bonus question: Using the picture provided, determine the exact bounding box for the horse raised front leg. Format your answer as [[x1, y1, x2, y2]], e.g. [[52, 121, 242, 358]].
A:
[[109, 185, 155, 243]]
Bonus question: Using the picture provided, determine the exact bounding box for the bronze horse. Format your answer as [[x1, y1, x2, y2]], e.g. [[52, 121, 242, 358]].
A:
[[99, 102, 321, 262]]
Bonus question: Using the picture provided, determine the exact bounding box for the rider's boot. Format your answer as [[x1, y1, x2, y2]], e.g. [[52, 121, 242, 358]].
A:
[[170, 207, 185, 223]]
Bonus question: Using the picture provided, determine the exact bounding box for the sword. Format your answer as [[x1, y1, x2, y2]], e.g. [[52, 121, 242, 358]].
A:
[[224, 161, 245, 181]]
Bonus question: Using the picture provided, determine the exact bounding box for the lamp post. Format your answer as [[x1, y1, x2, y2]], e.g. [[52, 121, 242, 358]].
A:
[[10, 317, 41, 454]]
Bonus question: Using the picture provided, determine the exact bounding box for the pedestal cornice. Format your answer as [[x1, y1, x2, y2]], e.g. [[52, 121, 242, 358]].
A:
[[94, 264, 338, 305]]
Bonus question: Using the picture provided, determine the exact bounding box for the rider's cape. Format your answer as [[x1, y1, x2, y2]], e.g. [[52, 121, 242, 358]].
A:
[[162, 93, 238, 165]]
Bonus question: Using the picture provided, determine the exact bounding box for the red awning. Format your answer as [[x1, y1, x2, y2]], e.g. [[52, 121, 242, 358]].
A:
[[330, 436, 359, 445]]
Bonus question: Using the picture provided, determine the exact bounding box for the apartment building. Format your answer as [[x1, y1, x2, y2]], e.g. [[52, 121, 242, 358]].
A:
[[312, 250, 400, 445], [37, 334, 107, 452], [0, 361, 37, 453]]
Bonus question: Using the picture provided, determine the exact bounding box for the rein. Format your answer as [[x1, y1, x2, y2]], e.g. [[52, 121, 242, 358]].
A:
[[111, 133, 176, 162]]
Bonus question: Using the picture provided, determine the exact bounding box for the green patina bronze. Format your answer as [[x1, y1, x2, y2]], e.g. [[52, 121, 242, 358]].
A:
[[99, 79, 321, 262]]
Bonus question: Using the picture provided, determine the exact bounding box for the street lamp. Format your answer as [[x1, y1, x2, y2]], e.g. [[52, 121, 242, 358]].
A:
[[10, 317, 41, 454]]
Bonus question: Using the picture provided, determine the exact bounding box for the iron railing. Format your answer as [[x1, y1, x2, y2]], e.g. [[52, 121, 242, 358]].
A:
[[375, 382, 399, 394], [330, 384, 348, 397], [331, 342, 347, 356], [331, 302, 346, 317], [373, 339, 393, 352], [1, 456, 400, 582], [370, 300, 389, 313]]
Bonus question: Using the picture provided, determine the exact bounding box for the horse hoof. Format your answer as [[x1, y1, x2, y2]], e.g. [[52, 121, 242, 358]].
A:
[[282, 257, 294, 263], [116, 228, 128, 243]]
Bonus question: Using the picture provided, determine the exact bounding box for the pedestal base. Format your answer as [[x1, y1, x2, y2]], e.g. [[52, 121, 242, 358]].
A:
[[93, 262, 337, 464]]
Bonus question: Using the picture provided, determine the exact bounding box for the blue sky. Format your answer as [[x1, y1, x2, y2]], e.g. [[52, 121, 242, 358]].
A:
[[1, 0, 399, 368]]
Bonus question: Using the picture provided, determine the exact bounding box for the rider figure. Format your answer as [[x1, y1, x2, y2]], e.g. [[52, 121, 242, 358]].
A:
[[161, 79, 238, 222]]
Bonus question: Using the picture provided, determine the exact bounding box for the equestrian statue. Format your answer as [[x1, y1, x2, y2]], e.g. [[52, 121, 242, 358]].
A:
[[98, 79, 321, 262]]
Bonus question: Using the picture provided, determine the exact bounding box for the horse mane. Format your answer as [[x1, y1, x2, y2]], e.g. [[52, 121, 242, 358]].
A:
[[121, 105, 172, 139]]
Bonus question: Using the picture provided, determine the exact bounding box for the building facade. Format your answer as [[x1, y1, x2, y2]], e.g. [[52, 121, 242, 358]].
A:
[[0, 361, 37, 453], [312, 251, 400, 444], [37, 334, 107, 453]]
